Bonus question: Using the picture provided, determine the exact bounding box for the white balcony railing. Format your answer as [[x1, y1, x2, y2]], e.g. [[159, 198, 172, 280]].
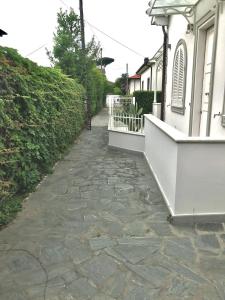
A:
[[108, 113, 144, 134]]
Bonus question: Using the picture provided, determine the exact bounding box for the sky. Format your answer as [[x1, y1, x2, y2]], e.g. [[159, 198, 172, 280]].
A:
[[0, 0, 163, 82]]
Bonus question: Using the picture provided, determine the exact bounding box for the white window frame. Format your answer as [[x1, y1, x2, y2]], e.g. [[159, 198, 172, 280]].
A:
[[171, 39, 187, 115]]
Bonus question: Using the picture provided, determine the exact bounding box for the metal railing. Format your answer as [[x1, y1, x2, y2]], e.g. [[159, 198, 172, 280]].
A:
[[108, 113, 144, 134]]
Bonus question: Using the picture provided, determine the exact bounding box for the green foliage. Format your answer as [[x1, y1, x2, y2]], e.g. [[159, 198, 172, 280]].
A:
[[96, 57, 114, 68], [113, 87, 122, 95], [87, 67, 107, 114], [0, 46, 86, 224], [114, 73, 128, 95], [48, 8, 108, 114], [133, 91, 162, 114], [0, 196, 23, 227], [114, 103, 143, 132], [125, 104, 143, 116]]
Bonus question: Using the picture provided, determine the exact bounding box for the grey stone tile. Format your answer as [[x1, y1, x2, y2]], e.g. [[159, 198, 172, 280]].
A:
[[160, 259, 207, 284], [195, 234, 220, 250], [196, 223, 224, 232], [150, 222, 174, 236], [125, 263, 170, 288], [167, 276, 199, 298], [124, 286, 156, 300], [113, 240, 160, 264], [92, 294, 116, 300], [163, 238, 196, 264], [89, 237, 117, 251], [66, 277, 97, 299], [1, 290, 30, 300], [65, 239, 92, 265], [80, 254, 119, 286], [102, 272, 126, 298]]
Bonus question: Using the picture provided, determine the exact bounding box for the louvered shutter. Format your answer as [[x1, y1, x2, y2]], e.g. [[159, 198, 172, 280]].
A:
[[171, 42, 186, 113]]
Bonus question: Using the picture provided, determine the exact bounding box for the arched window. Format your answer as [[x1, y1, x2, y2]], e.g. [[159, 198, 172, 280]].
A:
[[171, 40, 187, 114]]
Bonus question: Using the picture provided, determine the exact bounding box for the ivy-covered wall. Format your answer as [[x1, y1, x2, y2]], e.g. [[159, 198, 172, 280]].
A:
[[0, 47, 86, 223]]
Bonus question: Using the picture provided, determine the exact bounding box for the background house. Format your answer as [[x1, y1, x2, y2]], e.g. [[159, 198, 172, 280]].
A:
[[136, 57, 152, 91], [128, 47, 163, 97], [128, 74, 141, 94]]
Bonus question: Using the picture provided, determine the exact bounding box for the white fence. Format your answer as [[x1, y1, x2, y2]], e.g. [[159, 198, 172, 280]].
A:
[[107, 95, 144, 134], [106, 95, 135, 115], [108, 114, 144, 133]]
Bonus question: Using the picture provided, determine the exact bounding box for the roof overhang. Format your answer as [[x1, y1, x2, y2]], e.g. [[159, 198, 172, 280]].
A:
[[129, 74, 141, 80], [136, 62, 154, 75], [146, 0, 200, 17]]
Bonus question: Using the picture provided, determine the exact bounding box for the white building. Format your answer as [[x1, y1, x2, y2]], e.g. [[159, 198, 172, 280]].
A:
[[109, 0, 225, 223], [128, 74, 141, 95], [128, 47, 163, 97], [148, 0, 225, 138]]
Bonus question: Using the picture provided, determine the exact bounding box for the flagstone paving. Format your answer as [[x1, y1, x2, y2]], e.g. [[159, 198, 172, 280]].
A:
[[1, 109, 225, 299]]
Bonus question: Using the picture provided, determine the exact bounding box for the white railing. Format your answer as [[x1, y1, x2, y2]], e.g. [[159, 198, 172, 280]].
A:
[[107, 95, 135, 115], [108, 113, 144, 134]]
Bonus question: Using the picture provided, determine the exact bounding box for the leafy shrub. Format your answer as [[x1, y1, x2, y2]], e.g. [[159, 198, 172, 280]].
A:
[[0, 47, 86, 224], [87, 67, 107, 115], [133, 91, 161, 114]]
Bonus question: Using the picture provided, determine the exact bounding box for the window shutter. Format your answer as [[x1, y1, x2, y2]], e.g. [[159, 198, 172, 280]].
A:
[[171, 41, 187, 114]]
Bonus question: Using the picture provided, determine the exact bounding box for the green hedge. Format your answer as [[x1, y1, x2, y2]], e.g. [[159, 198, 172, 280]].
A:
[[87, 67, 107, 115], [133, 91, 162, 114], [0, 47, 86, 224]]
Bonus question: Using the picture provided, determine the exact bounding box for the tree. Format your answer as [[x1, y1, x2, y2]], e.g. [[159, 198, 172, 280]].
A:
[[114, 73, 128, 95], [47, 8, 108, 115], [47, 8, 100, 85], [96, 57, 114, 68]]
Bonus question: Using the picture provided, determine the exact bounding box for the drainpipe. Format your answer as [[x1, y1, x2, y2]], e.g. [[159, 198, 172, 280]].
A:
[[206, 1, 220, 136], [188, 7, 197, 136], [150, 66, 152, 91], [161, 26, 168, 121]]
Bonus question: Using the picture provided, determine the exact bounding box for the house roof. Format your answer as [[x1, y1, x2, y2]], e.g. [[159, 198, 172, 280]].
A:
[[136, 58, 154, 75], [129, 74, 141, 79], [146, 0, 200, 17], [0, 29, 7, 37], [136, 47, 163, 75]]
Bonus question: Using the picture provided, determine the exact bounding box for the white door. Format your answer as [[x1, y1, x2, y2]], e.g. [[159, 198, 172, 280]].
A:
[[199, 26, 214, 136]]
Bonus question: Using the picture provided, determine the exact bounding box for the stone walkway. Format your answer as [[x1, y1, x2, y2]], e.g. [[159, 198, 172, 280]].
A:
[[1, 109, 225, 300]]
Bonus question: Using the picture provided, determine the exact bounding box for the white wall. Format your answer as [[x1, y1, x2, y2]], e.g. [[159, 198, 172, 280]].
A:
[[144, 114, 225, 218], [176, 142, 225, 215], [165, 15, 194, 135], [108, 130, 145, 153], [141, 67, 151, 91], [144, 115, 181, 214], [129, 79, 141, 95]]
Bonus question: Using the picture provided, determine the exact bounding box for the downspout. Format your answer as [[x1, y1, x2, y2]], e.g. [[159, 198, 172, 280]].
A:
[[161, 26, 168, 121], [188, 6, 197, 136], [149, 66, 152, 91], [206, 1, 220, 136], [154, 64, 157, 102]]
